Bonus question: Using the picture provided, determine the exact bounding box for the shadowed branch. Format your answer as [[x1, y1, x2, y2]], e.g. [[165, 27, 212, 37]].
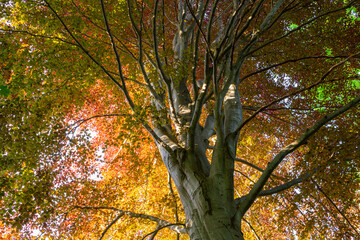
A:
[[73, 205, 187, 234]]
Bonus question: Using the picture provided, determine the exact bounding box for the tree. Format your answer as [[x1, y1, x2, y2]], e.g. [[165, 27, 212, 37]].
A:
[[1, 0, 360, 239]]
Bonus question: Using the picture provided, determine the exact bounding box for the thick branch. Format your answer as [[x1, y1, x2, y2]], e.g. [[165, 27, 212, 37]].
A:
[[46, 1, 169, 151], [185, 0, 213, 57], [55, 0, 172, 155], [258, 0, 287, 32], [235, 52, 360, 134], [236, 147, 339, 205], [168, 173, 179, 224], [73, 206, 187, 234], [100, 0, 137, 108], [152, 0, 170, 84], [235, 157, 282, 179], [98, 213, 124, 240], [235, 167, 317, 206], [237, 95, 360, 216], [44, 2, 170, 151]]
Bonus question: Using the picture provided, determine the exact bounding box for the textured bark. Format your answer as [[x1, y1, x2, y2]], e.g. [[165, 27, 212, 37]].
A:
[[157, 143, 244, 239]]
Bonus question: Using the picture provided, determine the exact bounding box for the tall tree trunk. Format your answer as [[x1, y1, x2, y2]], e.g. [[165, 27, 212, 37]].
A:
[[157, 144, 244, 239]]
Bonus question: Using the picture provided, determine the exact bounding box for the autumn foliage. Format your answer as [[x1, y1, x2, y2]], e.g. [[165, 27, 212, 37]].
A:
[[1, 0, 360, 239]]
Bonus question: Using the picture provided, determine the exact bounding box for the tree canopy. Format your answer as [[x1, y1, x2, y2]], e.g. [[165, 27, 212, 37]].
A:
[[1, 0, 360, 239]]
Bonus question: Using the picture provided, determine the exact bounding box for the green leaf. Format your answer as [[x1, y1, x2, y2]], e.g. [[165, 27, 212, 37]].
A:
[[0, 85, 10, 97], [351, 79, 360, 89]]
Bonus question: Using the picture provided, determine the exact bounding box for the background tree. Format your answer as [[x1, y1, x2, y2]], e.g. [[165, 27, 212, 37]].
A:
[[1, 0, 360, 239]]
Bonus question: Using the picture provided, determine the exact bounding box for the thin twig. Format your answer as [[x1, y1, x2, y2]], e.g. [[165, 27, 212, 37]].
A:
[[240, 55, 359, 82], [43, 0, 123, 90], [68, 113, 132, 132], [141, 223, 185, 240], [313, 180, 360, 236], [0, 28, 79, 47], [243, 218, 261, 240], [235, 52, 360, 134], [247, 0, 358, 56]]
